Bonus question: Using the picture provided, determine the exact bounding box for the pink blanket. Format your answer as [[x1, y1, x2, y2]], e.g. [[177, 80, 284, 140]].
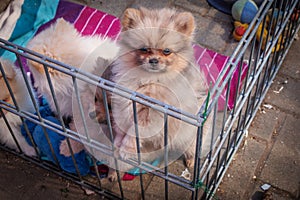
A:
[[37, 1, 248, 111]]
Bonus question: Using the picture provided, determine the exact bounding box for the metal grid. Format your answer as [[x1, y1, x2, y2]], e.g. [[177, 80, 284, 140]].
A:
[[0, 0, 299, 199]]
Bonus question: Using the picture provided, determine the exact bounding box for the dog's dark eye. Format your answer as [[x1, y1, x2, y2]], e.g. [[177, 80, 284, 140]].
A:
[[139, 47, 149, 53], [162, 48, 172, 55]]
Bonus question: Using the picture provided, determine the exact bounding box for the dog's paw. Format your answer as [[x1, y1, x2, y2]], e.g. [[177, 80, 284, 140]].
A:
[[107, 169, 118, 182], [59, 139, 71, 156], [59, 138, 85, 157], [184, 151, 195, 169], [185, 158, 194, 169], [23, 146, 37, 157]]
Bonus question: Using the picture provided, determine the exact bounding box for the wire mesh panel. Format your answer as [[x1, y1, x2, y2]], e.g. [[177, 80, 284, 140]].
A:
[[199, 0, 300, 199], [0, 0, 299, 199]]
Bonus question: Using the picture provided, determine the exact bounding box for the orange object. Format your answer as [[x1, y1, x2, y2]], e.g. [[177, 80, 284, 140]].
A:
[[233, 21, 249, 41]]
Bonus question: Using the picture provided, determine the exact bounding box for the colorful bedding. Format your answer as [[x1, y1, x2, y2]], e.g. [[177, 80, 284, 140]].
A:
[[0, 0, 247, 111]]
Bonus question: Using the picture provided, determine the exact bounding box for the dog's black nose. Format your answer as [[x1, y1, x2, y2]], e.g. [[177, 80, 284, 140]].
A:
[[149, 58, 159, 66]]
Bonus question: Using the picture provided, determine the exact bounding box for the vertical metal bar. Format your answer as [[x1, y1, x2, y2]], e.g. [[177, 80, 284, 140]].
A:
[[132, 101, 145, 200], [252, 60, 263, 111], [14, 55, 40, 155], [276, 0, 288, 56], [71, 74, 97, 179], [232, 56, 244, 148], [256, 13, 268, 58], [0, 107, 23, 151], [163, 110, 169, 200], [42, 63, 82, 177], [33, 69, 61, 167], [262, 1, 277, 57], [242, 37, 255, 100], [101, 88, 124, 198], [233, 54, 244, 109], [243, 40, 257, 125], [211, 103, 219, 192], [204, 174, 209, 199], [269, 0, 284, 72], [225, 72, 234, 119], [0, 62, 23, 152], [0, 61, 20, 110], [192, 126, 203, 200], [208, 102, 216, 162], [259, 41, 276, 97]]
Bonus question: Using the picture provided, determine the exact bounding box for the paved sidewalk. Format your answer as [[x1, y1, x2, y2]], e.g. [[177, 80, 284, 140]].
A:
[[0, 0, 299, 199], [217, 37, 300, 200]]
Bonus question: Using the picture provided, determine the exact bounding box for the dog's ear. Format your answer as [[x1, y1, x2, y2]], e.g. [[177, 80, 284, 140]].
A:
[[174, 12, 195, 36], [0, 59, 16, 80], [54, 18, 76, 34], [121, 8, 142, 31]]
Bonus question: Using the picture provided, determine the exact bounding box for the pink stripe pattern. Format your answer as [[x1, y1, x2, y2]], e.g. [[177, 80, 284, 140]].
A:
[[193, 45, 248, 110]]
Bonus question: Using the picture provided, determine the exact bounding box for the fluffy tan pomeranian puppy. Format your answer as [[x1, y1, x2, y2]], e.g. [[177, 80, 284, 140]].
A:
[[26, 18, 120, 180], [111, 7, 212, 169], [0, 59, 36, 156], [27, 18, 119, 118]]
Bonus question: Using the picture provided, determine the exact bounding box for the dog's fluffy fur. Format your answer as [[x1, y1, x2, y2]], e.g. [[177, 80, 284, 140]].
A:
[[26, 18, 119, 180], [27, 18, 119, 118], [0, 59, 36, 156], [111, 8, 212, 169], [26, 18, 119, 151]]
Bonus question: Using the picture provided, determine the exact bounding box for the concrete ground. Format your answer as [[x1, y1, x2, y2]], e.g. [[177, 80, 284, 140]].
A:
[[0, 0, 299, 199], [217, 38, 300, 200]]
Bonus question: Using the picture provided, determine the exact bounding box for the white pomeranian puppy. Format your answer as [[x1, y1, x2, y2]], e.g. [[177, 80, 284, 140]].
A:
[[26, 18, 120, 180], [0, 58, 36, 156], [26, 18, 119, 118], [26, 18, 119, 151], [111, 7, 212, 170]]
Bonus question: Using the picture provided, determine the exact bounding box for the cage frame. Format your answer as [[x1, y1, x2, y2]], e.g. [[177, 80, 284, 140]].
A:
[[0, 0, 299, 199]]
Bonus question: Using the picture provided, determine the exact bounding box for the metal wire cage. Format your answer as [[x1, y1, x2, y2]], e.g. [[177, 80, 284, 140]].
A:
[[0, 0, 299, 199]]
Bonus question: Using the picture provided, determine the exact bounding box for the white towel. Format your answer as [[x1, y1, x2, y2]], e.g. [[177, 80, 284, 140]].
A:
[[0, 0, 24, 40]]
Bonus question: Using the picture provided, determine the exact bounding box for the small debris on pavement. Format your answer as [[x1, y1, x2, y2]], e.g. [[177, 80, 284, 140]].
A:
[[261, 183, 271, 191], [277, 79, 288, 85], [259, 107, 266, 114], [263, 104, 273, 109], [273, 86, 284, 94], [180, 168, 191, 180], [82, 187, 95, 195]]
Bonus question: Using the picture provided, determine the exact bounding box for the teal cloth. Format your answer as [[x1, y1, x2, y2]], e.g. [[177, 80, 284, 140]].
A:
[[127, 158, 161, 175], [0, 0, 59, 61]]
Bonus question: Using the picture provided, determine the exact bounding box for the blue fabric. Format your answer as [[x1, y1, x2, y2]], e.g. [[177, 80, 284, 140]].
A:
[[0, 0, 59, 61], [21, 98, 90, 175], [127, 158, 161, 175]]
